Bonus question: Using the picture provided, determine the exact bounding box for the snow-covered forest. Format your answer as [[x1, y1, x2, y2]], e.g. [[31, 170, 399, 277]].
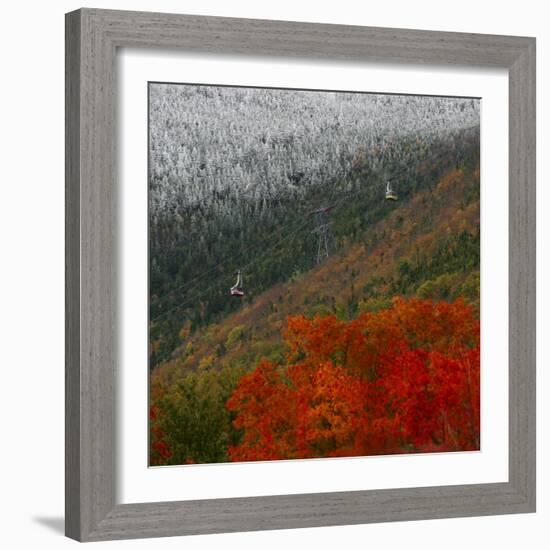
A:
[[149, 84, 479, 216], [148, 83, 480, 367]]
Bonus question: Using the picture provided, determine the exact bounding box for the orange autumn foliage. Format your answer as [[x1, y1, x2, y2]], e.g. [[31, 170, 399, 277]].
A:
[[226, 297, 480, 461]]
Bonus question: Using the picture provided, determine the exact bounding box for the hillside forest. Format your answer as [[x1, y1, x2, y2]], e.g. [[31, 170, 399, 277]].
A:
[[148, 83, 481, 466]]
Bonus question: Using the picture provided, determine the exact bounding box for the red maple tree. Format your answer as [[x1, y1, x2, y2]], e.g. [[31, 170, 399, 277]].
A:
[[227, 297, 480, 461]]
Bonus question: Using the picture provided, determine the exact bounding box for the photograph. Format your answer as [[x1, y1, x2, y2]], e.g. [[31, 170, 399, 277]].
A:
[[148, 83, 481, 466]]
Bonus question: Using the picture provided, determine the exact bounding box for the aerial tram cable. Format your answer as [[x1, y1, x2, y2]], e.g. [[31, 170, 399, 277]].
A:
[[151, 218, 307, 322], [150, 216, 310, 322], [151, 127, 478, 321], [160, 123, 477, 299], [154, 206, 313, 301], [224, 219, 307, 299], [152, 152, 444, 321]]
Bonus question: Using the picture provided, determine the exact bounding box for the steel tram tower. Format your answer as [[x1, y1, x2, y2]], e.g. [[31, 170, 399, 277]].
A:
[[309, 205, 335, 264]]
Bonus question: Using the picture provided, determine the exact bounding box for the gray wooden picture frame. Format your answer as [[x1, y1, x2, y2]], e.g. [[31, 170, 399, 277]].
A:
[[65, 8, 536, 542]]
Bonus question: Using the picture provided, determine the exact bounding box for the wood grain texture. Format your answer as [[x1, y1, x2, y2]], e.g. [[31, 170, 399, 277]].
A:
[[88, 8, 532, 66], [508, 41, 536, 508], [65, 9, 81, 541], [65, 8, 536, 542], [89, 483, 530, 541]]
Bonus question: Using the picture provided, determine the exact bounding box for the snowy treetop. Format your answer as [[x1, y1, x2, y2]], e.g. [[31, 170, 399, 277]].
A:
[[149, 83, 479, 216]]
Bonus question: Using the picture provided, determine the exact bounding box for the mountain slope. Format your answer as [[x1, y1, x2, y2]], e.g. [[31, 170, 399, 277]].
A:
[[152, 162, 480, 388], [148, 87, 480, 368]]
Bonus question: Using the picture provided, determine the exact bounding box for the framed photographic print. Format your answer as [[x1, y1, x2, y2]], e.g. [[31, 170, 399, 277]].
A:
[[65, 8, 536, 542]]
